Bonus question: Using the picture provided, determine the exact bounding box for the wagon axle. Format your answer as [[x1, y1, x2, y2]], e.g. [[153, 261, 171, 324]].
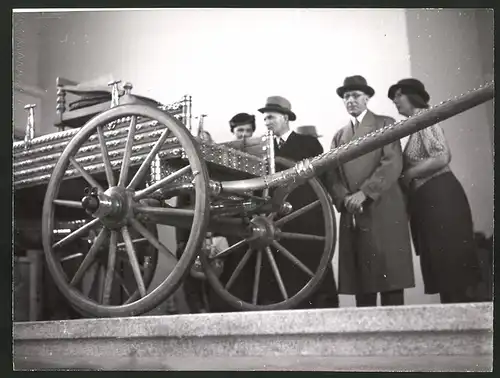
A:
[[248, 215, 280, 250], [81, 193, 99, 213], [81, 186, 136, 229]]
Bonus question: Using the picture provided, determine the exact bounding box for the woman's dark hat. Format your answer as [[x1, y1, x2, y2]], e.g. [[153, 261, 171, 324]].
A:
[[388, 78, 430, 103], [229, 113, 256, 131], [336, 75, 375, 98], [258, 96, 297, 121]]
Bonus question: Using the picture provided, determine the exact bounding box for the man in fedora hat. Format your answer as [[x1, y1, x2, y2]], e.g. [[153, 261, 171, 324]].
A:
[[327, 75, 415, 307], [255, 96, 339, 309]]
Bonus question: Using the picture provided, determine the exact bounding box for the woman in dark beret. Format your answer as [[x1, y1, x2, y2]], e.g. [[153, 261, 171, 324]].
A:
[[388, 78, 481, 304]]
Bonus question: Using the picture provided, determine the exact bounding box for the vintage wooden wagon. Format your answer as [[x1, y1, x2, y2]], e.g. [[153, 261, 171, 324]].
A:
[[13, 78, 494, 318]]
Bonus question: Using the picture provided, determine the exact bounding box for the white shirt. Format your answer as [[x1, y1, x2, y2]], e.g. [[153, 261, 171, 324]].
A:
[[349, 109, 368, 127], [276, 128, 293, 144]]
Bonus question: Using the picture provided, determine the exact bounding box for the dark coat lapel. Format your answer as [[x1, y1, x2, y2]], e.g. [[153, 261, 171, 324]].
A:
[[276, 131, 298, 160]]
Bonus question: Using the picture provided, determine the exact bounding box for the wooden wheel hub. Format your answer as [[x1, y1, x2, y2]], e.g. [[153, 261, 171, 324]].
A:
[[81, 186, 134, 229], [248, 215, 278, 250]]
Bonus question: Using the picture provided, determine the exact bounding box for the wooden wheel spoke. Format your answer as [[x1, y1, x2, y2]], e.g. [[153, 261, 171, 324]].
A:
[[210, 239, 247, 260], [274, 200, 321, 227], [53, 199, 83, 209], [102, 230, 117, 305], [53, 218, 101, 249], [121, 226, 147, 297], [129, 218, 177, 263], [278, 231, 325, 242], [272, 240, 314, 278], [60, 252, 83, 262], [96, 265, 106, 303], [70, 227, 109, 286], [117, 116, 137, 187], [225, 248, 253, 290], [264, 246, 288, 300], [127, 128, 171, 190], [82, 262, 99, 297], [116, 237, 148, 249], [133, 165, 191, 200], [96, 125, 116, 187], [69, 157, 104, 192], [113, 271, 132, 298], [252, 249, 262, 305]]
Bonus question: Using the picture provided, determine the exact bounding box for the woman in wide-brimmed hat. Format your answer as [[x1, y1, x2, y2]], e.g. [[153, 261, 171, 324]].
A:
[[389, 78, 481, 304]]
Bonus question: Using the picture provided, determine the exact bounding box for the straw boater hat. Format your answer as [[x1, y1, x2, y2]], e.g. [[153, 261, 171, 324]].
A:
[[336, 75, 375, 98], [258, 96, 297, 121], [296, 125, 322, 138]]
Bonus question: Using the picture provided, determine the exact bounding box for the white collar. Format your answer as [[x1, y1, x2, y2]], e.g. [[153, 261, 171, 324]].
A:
[[277, 129, 293, 142], [350, 109, 368, 126]]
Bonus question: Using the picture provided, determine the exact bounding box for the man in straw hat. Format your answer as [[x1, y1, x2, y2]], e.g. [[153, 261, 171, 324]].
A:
[[326, 75, 415, 307]]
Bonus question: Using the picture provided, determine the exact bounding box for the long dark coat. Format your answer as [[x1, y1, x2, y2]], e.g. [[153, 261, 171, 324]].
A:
[[327, 110, 415, 295]]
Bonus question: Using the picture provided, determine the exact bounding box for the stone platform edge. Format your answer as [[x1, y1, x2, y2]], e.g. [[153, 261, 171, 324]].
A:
[[14, 302, 493, 340]]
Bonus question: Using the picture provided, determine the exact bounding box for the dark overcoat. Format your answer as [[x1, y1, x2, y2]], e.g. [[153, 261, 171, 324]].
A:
[[327, 110, 415, 295]]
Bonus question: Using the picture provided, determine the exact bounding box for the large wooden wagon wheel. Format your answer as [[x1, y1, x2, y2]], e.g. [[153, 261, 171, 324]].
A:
[[201, 157, 336, 311], [42, 104, 210, 317]]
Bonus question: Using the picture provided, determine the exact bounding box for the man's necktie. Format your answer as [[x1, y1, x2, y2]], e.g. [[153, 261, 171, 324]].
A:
[[277, 138, 285, 149], [352, 118, 359, 135]]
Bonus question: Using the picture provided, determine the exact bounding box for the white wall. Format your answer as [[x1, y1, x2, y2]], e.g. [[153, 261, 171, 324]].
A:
[[35, 9, 411, 147], [406, 9, 494, 237], [402, 9, 494, 306], [13, 13, 45, 138], [474, 9, 494, 152]]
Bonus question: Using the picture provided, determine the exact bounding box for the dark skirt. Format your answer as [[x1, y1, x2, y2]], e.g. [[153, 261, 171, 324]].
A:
[[408, 172, 481, 295]]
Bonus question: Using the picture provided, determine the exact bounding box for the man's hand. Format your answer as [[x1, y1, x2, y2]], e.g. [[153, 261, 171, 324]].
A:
[[344, 191, 367, 214]]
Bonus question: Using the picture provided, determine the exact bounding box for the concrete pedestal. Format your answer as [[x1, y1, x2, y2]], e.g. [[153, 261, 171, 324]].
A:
[[13, 302, 492, 371]]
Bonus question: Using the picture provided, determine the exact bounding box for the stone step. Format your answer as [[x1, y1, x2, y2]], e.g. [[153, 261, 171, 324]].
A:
[[13, 302, 493, 371]]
